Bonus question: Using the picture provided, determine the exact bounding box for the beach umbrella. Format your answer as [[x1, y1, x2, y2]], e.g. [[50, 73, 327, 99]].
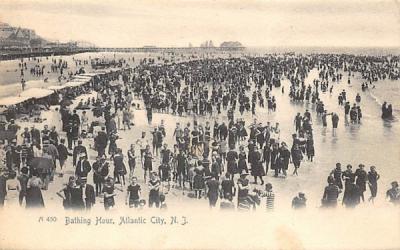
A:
[[0, 130, 17, 141], [28, 157, 54, 173]]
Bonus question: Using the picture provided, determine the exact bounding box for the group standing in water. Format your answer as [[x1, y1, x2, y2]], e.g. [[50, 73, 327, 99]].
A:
[[0, 52, 399, 212], [381, 102, 394, 119]]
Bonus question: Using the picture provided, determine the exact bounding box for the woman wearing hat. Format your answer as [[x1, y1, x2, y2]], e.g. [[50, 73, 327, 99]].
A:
[[278, 142, 290, 177], [205, 175, 219, 208], [291, 144, 303, 176], [226, 145, 238, 180], [193, 166, 205, 199], [355, 164, 367, 202], [250, 146, 265, 185], [238, 146, 248, 174], [237, 171, 250, 207], [26, 169, 45, 208]]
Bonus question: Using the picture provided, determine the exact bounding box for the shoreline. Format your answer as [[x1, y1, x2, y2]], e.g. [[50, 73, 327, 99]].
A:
[[0, 48, 98, 61]]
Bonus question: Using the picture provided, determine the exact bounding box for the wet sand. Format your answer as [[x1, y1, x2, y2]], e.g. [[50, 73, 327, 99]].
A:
[[4, 62, 399, 209], [0, 52, 158, 98], [1, 52, 400, 249]]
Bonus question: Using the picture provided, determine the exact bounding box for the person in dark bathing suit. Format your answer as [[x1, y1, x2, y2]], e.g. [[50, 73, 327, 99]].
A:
[[367, 166, 380, 203]]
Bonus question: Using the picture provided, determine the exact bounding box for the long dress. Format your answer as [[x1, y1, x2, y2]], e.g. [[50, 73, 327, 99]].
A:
[[368, 171, 379, 197], [279, 148, 291, 171], [251, 151, 265, 177], [355, 169, 367, 193], [238, 152, 248, 173], [26, 177, 44, 208], [113, 154, 127, 176], [237, 178, 252, 210]]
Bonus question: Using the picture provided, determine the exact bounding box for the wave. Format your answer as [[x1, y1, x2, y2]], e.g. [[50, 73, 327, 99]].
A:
[[364, 89, 399, 123], [368, 90, 384, 106]]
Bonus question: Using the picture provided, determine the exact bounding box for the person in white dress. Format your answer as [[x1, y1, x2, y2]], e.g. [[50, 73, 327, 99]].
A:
[[6, 171, 21, 207]]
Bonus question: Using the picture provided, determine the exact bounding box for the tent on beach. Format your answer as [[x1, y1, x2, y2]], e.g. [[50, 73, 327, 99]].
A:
[[72, 75, 93, 81], [19, 88, 55, 99], [47, 85, 68, 91], [0, 96, 32, 107], [28, 157, 55, 173], [47, 78, 90, 91], [63, 80, 88, 88], [77, 72, 99, 77]]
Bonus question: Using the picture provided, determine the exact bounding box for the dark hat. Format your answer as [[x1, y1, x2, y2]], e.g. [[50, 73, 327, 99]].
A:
[[21, 167, 29, 174], [159, 194, 166, 202]]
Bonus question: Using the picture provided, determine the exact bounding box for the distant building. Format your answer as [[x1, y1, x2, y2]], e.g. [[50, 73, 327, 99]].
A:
[[0, 22, 43, 47], [0, 22, 15, 40], [76, 40, 96, 48], [0, 22, 89, 49], [220, 41, 244, 48]]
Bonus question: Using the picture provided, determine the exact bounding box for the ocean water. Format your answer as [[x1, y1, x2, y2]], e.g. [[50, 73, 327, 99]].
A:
[[247, 46, 400, 56], [368, 79, 400, 114], [1, 48, 398, 123], [247, 46, 400, 117]]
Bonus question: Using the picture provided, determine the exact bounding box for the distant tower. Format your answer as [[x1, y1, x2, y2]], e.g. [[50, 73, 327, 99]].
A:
[[209, 40, 214, 47], [189, 42, 193, 48]]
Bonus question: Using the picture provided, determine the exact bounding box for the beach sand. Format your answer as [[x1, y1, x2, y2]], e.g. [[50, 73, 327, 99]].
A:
[[0, 51, 399, 249]]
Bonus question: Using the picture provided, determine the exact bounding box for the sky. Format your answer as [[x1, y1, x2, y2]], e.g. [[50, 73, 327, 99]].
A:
[[0, 0, 399, 48]]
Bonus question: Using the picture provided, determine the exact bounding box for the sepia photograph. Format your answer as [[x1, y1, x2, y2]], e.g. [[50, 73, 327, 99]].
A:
[[0, 0, 399, 249]]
